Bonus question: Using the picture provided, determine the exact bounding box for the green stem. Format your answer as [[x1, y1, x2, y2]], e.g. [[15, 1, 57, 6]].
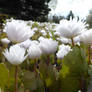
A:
[[15, 65, 18, 92], [47, 55, 50, 65], [71, 37, 74, 47], [88, 45, 91, 65]]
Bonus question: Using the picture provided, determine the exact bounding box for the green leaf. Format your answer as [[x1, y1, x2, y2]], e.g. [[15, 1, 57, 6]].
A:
[[23, 71, 44, 91], [39, 61, 58, 88], [60, 65, 69, 78], [7, 66, 15, 89], [62, 46, 88, 77], [61, 77, 79, 92], [88, 65, 92, 76], [50, 30, 55, 40], [45, 78, 52, 87], [23, 71, 37, 91], [18, 86, 24, 92], [0, 63, 9, 88]]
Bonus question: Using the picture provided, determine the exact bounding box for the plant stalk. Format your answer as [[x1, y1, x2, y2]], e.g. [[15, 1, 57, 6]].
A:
[[71, 37, 74, 47], [47, 55, 50, 65], [15, 65, 18, 92], [88, 45, 91, 65]]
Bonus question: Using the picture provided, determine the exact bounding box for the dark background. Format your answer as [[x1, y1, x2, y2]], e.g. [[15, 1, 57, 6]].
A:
[[0, 0, 51, 22]]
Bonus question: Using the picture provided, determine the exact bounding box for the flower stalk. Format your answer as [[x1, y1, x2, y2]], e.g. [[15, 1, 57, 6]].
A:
[[88, 45, 91, 65], [34, 59, 38, 76], [47, 55, 50, 65], [15, 65, 18, 92], [71, 37, 75, 47]]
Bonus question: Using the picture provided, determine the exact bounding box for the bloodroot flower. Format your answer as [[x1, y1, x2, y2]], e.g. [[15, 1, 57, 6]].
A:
[[1, 38, 11, 44], [27, 44, 42, 59], [55, 18, 87, 39], [39, 37, 58, 54], [4, 19, 34, 43], [3, 44, 27, 65], [79, 29, 92, 45], [56, 44, 72, 59]]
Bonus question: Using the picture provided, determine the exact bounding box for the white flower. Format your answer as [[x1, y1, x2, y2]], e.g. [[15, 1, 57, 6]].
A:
[[78, 90, 81, 92], [40, 30, 47, 36], [38, 36, 45, 41], [56, 44, 72, 59], [57, 37, 71, 44], [19, 39, 32, 49], [55, 18, 87, 38], [57, 36, 80, 45], [1, 38, 11, 44], [73, 36, 80, 43], [32, 28, 38, 32], [3, 44, 27, 65], [39, 37, 58, 54], [79, 29, 92, 45], [4, 19, 34, 43], [27, 44, 42, 59], [20, 39, 39, 49]]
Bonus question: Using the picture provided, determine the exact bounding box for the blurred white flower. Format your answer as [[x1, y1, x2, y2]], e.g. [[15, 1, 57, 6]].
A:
[[56, 44, 72, 59], [57, 37, 71, 44], [39, 37, 58, 54], [38, 36, 45, 41], [78, 90, 81, 92], [73, 36, 80, 43], [1, 38, 11, 44], [40, 30, 47, 36], [19, 39, 32, 49], [3, 44, 27, 65], [73, 36, 80, 46], [20, 39, 39, 49], [4, 19, 34, 43], [79, 29, 92, 45], [55, 18, 87, 38], [32, 28, 38, 32], [57, 36, 80, 45], [28, 44, 42, 59]]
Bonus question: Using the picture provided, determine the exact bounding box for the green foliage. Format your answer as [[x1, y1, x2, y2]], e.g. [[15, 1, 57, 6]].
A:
[[0, 63, 9, 88], [88, 65, 92, 76], [23, 71, 44, 92], [60, 65, 69, 78], [61, 77, 79, 92], [50, 29, 55, 40], [7, 66, 15, 91], [60, 46, 88, 92], [63, 46, 88, 77], [39, 61, 62, 92]]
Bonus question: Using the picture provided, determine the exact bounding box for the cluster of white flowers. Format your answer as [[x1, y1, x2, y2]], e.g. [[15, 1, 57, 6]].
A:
[[2, 19, 34, 65], [2, 17, 91, 66], [2, 19, 59, 65]]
